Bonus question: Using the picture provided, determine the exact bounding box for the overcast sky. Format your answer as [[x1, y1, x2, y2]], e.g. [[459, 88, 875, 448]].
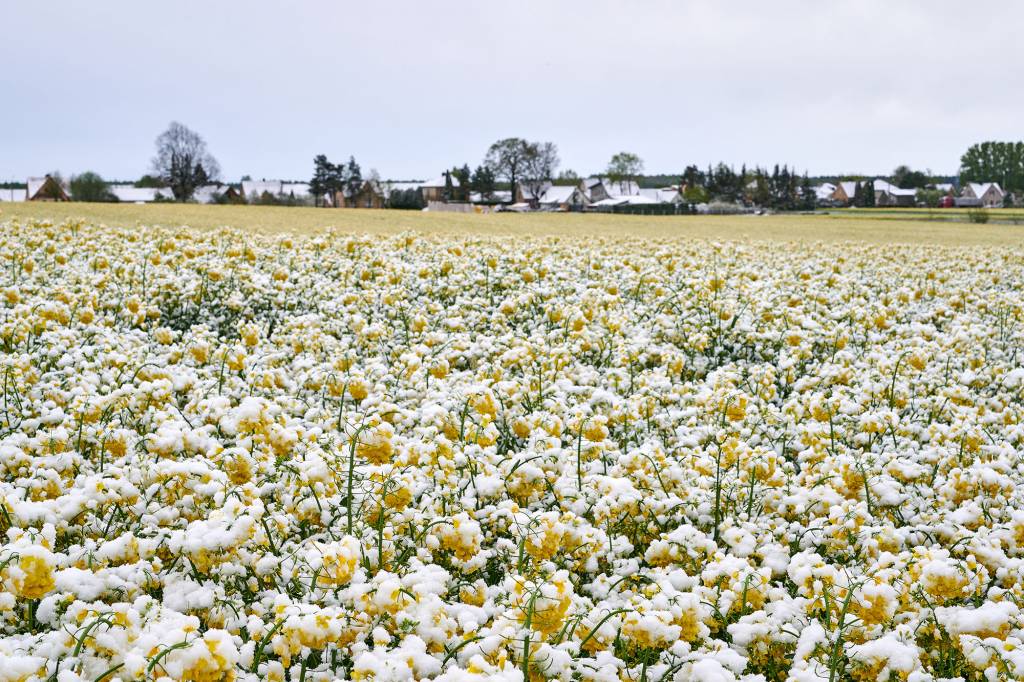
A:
[[2, 1, 1019, 182]]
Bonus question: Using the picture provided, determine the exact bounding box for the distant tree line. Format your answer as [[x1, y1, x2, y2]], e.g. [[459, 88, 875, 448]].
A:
[[49, 124, 1020, 211], [678, 163, 815, 210]]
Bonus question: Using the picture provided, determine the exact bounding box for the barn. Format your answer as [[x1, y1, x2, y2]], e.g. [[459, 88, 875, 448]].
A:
[[27, 175, 70, 201]]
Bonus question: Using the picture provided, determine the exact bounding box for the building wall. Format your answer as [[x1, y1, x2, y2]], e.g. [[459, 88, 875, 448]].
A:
[[356, 188, 384, 209], [421, 187, 445, 203], [335, 187, 385, 208], [981, 187, 1003, 207]]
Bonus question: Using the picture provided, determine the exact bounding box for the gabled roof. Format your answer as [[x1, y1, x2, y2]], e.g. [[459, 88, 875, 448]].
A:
[[27, 177, 47, 197], [869, 180, 916, 197], [814, 183, 836, 200], [877, 185, 916, 197], [836, 181, 858, 197], [421, 175, 460, 188], [638, 187, 682, 204], [26, 176, 69, 200], [539, 185, 586, 205], [966, 182, 1003, 198]]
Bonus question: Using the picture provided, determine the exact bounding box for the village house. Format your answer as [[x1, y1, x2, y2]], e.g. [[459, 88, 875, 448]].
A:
[[193, 183, 242, 204], [638, 187, 684, 205], [580, 177, 605, 201], [872, 179, 916, 207], [0, 187, 28, 202], [515, 181, 551, 206], [590, 194, 658, 209], [582, 177, 641, 202], [961, 182, 1005, 207], [830, 181, 859, 204], [538, 184, 590, 211], [339, 180, 387, 209], [419, 175, 459, 203], [26, 175, 70, 201]]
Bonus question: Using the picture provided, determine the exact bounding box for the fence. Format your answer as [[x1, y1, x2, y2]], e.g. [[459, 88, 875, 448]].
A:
[[590, 203, 697, 216]]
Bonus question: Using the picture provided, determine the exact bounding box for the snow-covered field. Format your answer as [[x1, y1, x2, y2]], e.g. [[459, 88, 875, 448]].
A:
[[1, 219, 1023, 681]]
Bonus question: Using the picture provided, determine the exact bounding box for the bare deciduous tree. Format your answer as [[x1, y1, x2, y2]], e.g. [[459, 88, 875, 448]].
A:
[[152, 122, 220, 201], [521, 141, 560, 204], [484, 138, 532, 202], [484, 138, 559, 204]]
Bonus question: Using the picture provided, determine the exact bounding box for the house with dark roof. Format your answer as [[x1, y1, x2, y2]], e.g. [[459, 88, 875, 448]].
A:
[[27, 175, 69, 201], [873, 179, 917, 207]]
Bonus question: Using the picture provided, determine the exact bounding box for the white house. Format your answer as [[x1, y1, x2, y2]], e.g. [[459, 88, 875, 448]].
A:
[[580, 177, 641, 202], [962, 182, 1004, 207], [538, 185, 590, 210], [873, 179, 917, 207]]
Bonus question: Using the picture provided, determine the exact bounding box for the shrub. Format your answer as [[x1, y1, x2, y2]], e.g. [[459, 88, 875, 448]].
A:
[[70, 172, 116, 202], [967, 207, 990, 224]]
